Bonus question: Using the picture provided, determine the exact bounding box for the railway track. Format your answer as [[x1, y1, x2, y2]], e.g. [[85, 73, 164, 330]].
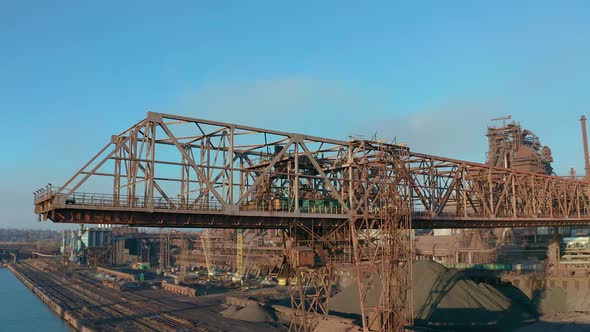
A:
[[21, 262, 161, 330], [18, 262, 202, 331], [18, 263, 108, 317], [74, 272, 205, 331]]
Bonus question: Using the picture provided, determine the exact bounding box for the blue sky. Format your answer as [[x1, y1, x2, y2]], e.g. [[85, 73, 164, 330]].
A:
[[1, 1, 590, 228]]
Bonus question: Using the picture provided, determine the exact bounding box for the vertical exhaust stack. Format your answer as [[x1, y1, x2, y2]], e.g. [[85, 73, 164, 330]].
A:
[[581, 115, 590, 183]]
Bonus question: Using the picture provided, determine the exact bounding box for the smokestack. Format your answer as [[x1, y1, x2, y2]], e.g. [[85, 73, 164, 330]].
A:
[[580, 115, 590, 183]]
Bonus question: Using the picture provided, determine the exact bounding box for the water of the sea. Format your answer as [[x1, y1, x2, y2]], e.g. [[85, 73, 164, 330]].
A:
[[0, 268, 69, 331]]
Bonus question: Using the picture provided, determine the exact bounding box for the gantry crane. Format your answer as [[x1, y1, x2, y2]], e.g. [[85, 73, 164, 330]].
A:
[[178, 235, 189, 283], [159, 230, 170, 273], [236, 229, 243, 280], [201, 229, 214, 276]]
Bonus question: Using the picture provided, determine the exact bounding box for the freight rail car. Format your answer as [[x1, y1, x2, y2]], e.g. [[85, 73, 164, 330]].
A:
[[443, 263, 545, 272]]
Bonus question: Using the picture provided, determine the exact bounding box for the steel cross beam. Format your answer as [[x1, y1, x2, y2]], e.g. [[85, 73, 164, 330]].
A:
[[34, 112, 590, 230]]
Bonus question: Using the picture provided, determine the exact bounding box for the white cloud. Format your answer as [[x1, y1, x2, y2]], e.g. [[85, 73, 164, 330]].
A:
[[357, 101, 498, 163], [173, 76, 498, 163], [171, 76, 392, 137]]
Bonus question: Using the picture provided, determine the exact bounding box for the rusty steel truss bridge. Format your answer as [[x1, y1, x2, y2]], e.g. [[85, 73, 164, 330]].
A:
[[34, 112, 590, 230], [33, 112, 590, 332]]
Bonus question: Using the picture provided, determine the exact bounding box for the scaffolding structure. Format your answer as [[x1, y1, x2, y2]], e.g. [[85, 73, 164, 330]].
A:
[[289, 265, 333, 332], [179, 235, 189, 283], [487, 116, 553, 175], [85, 247, 112, 267], [349, 141, 413, 332], [202, 229, 214, 275], [159, 231, 170, 272], [236, 228, 244, 277]]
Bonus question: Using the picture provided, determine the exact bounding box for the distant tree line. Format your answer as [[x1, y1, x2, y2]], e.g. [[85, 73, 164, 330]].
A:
[[0, 228, 61, 243]]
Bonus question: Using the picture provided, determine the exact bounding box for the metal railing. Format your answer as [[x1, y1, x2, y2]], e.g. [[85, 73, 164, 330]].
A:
[[58, 191, 349, 215], [239, 199, 346, 215], [43, 187, 590, 221], [63, 192, 224, 211], [34, 189, 61, 204], [412, 208, 587, 220]]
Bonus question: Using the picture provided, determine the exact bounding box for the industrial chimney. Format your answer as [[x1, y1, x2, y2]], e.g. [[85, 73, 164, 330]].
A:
[[580, 115, 590, 183]]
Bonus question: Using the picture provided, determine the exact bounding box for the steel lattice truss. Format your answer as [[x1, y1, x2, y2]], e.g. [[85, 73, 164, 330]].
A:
[[408, 153, 590, 228], [289, 266, 333, 332], [348, 142, 413, 331], [34, 112, 590, 229]]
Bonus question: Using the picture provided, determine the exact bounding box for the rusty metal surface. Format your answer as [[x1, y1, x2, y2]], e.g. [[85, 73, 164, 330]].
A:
[[33, 112, 590, 230], [348, 142, 413, 331], [486, 117, 553, 174], [407, 152, 590, 226], [289, 265, 333, 332]]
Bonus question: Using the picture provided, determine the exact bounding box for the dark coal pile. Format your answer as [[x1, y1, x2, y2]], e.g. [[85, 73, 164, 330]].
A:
[[221, 302, 278, 323], [534, 287, 590, 314], [330, 261, 537, 331]]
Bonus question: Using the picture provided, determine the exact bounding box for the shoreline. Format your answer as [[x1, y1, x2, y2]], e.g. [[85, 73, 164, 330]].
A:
[[6, 261, 214, 331], [7, 264, 93, 332]]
